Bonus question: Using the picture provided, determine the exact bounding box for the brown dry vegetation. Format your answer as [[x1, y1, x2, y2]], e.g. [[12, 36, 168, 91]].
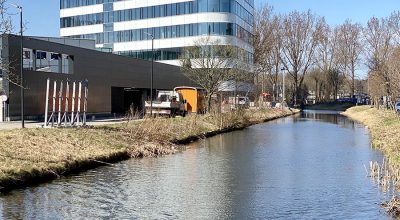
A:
[[0, 108, 298, 191], [342, 106, 400, 165]]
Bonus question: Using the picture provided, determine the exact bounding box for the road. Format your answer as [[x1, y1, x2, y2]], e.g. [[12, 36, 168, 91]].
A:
[[0, 118, 128, 130]]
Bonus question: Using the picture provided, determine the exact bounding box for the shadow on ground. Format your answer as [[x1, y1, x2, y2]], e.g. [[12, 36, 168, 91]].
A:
[[304, 102, 356, 111]]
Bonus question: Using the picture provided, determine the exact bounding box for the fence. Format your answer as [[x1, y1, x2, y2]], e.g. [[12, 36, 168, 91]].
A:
[[44, 78, 88, 127]]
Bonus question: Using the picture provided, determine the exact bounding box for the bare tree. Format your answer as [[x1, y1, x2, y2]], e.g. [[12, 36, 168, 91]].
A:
[[253, 5, 283, 101], [364, 16, 394, 107], [0, 0, 25, 91], [314, 20, 344, 101], [0, 0, 13, 34], [336, 20, 363, 97], [180, 37, 244, 111], [280, 10, 323, 105]]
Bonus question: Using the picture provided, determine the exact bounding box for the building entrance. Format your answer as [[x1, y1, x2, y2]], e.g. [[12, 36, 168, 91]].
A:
[[111, 87, 144, 115]]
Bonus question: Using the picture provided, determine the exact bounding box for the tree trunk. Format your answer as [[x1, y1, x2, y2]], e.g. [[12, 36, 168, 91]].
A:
[[207, 94, 213, 113]]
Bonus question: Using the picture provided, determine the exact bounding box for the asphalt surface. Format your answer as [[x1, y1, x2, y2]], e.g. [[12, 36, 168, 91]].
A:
[[0, 118, 128, 130]]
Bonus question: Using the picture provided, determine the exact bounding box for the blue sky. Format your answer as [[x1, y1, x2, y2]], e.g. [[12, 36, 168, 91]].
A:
[[8, 0, 400, 37], [263, 0, 400, 26]]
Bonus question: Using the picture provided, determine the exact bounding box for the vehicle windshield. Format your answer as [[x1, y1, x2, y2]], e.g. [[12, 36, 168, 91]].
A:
[[157, 94, 170, 102]]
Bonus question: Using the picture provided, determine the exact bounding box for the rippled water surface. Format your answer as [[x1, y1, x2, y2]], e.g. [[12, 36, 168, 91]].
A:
[[0, 111, 390, 219]]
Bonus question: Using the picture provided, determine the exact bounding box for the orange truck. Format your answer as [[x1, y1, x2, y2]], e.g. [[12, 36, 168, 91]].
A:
[[174, 87, 206, 114]]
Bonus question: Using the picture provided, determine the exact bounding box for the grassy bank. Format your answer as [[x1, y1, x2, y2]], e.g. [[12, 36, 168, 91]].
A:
[[0, 108, 298, 191], [342, 106, 400, 165]]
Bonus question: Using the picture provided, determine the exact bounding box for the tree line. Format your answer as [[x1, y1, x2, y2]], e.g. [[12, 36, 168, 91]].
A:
[[254, 5, 400, 107]]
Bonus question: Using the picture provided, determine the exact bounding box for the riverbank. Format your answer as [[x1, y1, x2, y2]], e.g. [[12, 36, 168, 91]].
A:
[[305, 102, 355, 111], [342, 106, 400, 165], [0, 108, 298, 191]]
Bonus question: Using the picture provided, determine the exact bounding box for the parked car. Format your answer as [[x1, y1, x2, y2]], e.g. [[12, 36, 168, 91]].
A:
[[395, 102, 400, 112]]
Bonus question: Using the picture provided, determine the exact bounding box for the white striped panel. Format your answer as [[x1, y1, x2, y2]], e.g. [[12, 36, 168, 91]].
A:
[[60, 24, 104, 36]]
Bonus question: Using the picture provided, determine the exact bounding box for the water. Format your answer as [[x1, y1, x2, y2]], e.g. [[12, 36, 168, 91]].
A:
[[0, 111, 390, 219]]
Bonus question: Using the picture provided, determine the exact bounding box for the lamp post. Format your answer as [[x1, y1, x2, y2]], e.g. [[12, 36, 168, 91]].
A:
[[10, 3, 24, 128], [144, 32, 154, 116]]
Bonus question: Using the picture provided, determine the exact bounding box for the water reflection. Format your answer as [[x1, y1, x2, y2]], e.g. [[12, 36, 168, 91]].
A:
[[0, 111, 388, 219]]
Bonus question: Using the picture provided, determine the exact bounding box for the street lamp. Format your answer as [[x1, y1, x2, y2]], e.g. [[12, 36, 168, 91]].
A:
[[281, 67, 288, 106], [9, 3, 24, 128], [144, 32, 154, 116]]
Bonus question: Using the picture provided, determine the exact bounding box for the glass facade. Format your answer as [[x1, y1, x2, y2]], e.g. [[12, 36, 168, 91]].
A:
[[61, 0, 253, 28], [117, 46, 254, 64], [60, 0, 254, 64], [69, 22, 252, 45], [61, 0, 254, 10]]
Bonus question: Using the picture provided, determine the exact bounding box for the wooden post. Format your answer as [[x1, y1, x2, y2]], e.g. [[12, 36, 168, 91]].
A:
[[52, 81, 57, 127], [44, 78, 50, 127], [71, 81, 76, 125], [83, 80, 88, 125], [57, 81, 63, 126], [64, 80, 70, 126], [76, 81, 82, 125]]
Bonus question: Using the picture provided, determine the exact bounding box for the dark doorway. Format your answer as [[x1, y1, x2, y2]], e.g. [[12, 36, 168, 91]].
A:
[[111, 87, 143, 114]]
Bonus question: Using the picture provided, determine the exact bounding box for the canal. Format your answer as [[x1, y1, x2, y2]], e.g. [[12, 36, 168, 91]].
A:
[[0, 111, 390, 219]]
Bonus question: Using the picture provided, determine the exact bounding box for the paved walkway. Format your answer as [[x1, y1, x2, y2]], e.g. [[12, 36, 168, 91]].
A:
[[0, 118, 129, 130]]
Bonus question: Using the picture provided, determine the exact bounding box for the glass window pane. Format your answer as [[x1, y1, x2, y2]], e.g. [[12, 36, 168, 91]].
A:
[[155, 6, 160, 17], [198, 0, 207, 12], [220, 0, 230, 12], [208, 0, 219, 12], [171, 4, 177, 16]]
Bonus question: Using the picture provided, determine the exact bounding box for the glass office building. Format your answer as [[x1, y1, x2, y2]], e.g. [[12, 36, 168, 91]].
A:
[[60, 0, 254, 66]]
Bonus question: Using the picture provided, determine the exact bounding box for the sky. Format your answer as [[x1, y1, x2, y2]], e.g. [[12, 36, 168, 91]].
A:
[[263, 0, 400, 26], [8, 0, 400, 37]]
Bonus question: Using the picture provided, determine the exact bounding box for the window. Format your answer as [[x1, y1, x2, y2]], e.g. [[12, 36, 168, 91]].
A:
[[104, 23, 113, 32], [154, 5, 160, 17], [166, 4, 172, 16], [208, 0, 219, 12], [199, 23, 208, 35], [160, 26, 165, 38], [184, 24, 190, 37], [220, 0, 230, 12], [170, 26, 176, 38], [51, 53, 60, 60], [160, 5, 166, 17], [171, 4, 177, 16], [104, 3, 113, 11], [198, 0, 207, 12], [134, 8, 140, 20], [23, 50, 30, 59], [178, 3, 185, 15], [36, 51, 47, 59], [184, 2, 190, 14]]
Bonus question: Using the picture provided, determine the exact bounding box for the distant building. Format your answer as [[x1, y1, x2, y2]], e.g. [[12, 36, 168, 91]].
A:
[[59, 0, 254, 66], [0, 34, 195, 121]]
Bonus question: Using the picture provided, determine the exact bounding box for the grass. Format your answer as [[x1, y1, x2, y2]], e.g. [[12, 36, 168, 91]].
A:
[[342, 106, 400, 165], [0, 108, 298, 191]]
